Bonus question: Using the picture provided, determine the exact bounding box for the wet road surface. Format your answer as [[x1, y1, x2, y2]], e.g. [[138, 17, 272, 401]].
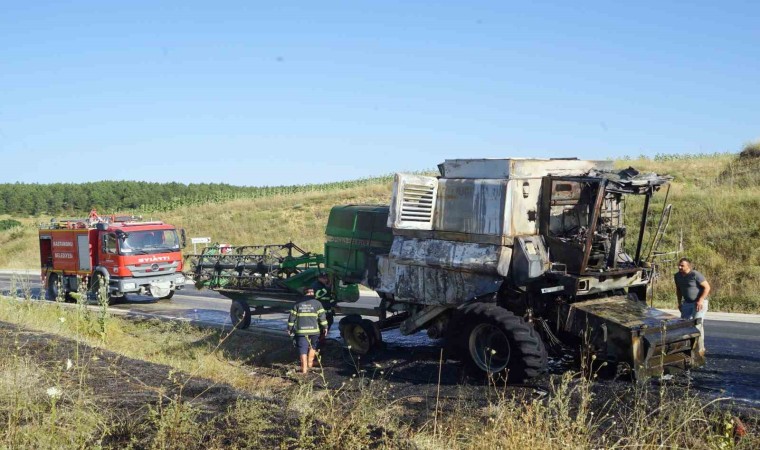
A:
[[2, 271, 760, 406]]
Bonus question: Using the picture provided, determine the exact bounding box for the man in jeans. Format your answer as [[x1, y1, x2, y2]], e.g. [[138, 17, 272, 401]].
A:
[[287, 287, 329, 374], [674, 257, 710, 354]]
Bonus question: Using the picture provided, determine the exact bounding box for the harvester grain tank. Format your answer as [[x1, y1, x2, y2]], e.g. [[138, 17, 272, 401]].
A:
[[39, 210, 187, 303], [188, 158, 705, 381]]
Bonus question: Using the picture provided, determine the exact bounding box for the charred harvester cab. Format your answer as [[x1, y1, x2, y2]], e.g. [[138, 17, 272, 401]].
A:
[[188, 158, 705, 381], [39, 210, 187, 303]]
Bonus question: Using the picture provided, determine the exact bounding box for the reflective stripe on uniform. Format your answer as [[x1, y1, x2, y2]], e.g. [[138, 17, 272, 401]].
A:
[[295, 328, 320, 335]]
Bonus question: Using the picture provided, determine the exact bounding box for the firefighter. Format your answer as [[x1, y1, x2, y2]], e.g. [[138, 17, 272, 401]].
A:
[[311, 272, 335, 330], [312, 272, 332, 301], [287, 287, 329, 374]]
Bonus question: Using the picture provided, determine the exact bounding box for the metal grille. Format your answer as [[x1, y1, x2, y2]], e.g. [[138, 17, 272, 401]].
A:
[[400, 183, 436, 223]]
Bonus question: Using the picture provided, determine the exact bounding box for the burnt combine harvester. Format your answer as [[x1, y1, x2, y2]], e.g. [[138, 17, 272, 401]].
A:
[[188, 158, 705, 381]]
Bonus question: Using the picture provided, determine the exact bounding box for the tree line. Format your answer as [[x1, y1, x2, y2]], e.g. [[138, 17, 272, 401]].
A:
[[0, 177, 393, 216]]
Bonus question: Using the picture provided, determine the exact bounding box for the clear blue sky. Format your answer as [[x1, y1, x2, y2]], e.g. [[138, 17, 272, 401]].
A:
[[1, 1, 758, 186]]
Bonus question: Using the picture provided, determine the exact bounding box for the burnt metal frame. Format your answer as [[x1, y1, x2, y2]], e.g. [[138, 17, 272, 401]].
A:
[[540, 176, 649, 277]]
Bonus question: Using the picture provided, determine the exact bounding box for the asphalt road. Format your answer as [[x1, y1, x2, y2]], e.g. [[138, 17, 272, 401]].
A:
[[2, 270, 759, 406]]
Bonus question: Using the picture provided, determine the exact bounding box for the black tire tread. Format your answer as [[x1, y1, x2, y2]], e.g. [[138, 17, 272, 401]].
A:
[[45, 273, 58, 301], [230, 299, 252, 329], [462, 302, 548, 381]]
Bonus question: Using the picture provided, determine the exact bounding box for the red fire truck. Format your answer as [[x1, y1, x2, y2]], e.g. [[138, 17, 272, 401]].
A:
[[39, 210, 187, 303]]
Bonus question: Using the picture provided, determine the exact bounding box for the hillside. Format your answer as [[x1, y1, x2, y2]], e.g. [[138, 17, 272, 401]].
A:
[[1, 153, 758, 312]]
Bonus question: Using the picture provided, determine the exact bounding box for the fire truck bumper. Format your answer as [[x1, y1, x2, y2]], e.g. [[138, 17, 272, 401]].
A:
[[112, 273, 187, 297]]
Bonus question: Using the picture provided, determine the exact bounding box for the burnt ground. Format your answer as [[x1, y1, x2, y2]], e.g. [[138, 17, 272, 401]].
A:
[[2, 319, 759, 448], [0, 320, 299, 448]]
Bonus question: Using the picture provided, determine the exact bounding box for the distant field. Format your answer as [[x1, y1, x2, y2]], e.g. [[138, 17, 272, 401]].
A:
[[1, 153, 758, 313]]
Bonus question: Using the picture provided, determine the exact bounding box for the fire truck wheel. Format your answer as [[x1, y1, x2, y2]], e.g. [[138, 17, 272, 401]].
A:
[[89, 274, 114, 305], [45, 273, 60, 301], [339, 315, 378, 355], [230, 299, 252, 329], [461, 303, 548, 382]]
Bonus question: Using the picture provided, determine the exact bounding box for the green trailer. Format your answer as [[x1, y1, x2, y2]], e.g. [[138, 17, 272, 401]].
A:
[[186, 205, 394, 332]]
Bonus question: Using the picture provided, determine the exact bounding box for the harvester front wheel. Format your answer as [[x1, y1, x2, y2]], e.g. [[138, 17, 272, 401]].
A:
[[230, 300, 252, 329], [462, 303, 547, 382], [339, 315, 381, 355]]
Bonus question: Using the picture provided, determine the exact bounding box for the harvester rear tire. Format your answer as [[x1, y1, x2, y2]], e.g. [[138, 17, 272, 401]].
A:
[[230, 300, 252, 329], [461, 303, 548, 382], [339, 315, 379, 355]]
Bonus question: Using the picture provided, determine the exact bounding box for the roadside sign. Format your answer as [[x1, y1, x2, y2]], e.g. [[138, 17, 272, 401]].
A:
[[190, 237, 211, 253]]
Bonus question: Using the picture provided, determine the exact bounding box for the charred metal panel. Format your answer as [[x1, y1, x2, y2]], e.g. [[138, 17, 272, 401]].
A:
[[440, 158, 612, 179], [393, 228, 508, 246], [389, 236, 505, 275], [434, 179, 508, 235], [575, 272, 647, 297], [496, 246, 513, 277], [388, 263, 502, 305], [512, 235, 550, 285], [509, 178, 542, 235], [375, 254, 394, 295]]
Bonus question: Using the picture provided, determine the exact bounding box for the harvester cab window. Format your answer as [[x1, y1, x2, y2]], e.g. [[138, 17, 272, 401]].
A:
[[104, 234, 118, 254], [541, 177, 635, 274], [546, 180, 594, 237]]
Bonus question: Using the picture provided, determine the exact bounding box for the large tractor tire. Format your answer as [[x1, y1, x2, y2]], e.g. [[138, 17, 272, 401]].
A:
[[230, 299, 252, 329], [460, 303, 548, 382], [339, 315, 382, 355]]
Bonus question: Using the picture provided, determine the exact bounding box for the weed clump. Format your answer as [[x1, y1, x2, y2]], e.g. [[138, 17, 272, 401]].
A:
[[717, 141, 760, 188]]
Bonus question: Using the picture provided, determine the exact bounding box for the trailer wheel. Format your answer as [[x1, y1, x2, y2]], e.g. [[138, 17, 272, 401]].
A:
[[45, 273, 60, 301], [339, 315, 379, 355], [462, 303, 548, 382], [230, 300, 252, 329]]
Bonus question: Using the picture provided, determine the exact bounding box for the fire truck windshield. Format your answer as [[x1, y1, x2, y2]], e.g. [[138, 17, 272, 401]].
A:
[[119, 230, 180, 255]]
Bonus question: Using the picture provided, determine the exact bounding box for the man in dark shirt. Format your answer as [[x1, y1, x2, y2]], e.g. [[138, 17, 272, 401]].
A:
[[287, 287, 329, 374], [674, 257, 710, 353]]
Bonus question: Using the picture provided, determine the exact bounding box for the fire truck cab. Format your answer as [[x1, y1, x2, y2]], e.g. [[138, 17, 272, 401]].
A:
[[39, 210, 186, 303]]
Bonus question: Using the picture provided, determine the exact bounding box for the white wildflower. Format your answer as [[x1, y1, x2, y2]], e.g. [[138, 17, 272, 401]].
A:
[[58, 317, 66, 323], [46, 387, 62, 400], [65, 359, 73, 371]]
